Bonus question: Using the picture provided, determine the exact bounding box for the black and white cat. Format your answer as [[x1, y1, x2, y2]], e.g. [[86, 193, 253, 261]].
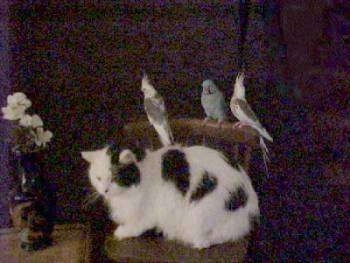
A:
[[81, 144, 259, 249]]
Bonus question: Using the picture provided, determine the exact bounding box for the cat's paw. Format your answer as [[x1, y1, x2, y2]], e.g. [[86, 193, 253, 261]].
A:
[[113, 226, 137, 240], [192, 240, 211, 250]]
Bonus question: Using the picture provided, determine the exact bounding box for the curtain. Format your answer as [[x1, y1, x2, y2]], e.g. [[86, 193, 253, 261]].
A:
[[0, 0, 11, 227]]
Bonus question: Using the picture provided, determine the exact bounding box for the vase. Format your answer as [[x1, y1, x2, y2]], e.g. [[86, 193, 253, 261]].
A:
[[9, 151, 55, 251]]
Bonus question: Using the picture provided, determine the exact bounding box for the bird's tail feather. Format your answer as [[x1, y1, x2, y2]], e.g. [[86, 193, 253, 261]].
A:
[[166, 122, 174, 145], [169, 128, 174, 145], [250, 124, 273, 143], [155, 123, 174, 147], [259, 137, 270, 177], [259, 127, 273, 142]]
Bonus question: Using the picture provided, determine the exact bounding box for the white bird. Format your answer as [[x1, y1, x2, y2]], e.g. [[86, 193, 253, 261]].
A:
[[230, 72, 273, 174], [141, 74, 174, 147]]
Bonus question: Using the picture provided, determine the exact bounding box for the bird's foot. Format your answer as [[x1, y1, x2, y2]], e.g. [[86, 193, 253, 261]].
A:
[[233, 121, 251, 129], [238, 122, 248, 128], [232, 122, 241, 129], [202, 118, 210, 127], [217, 120, 224, 128]]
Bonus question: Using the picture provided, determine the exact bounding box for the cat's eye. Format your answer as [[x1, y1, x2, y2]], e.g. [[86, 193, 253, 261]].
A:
[[31, 179, 35, 183], [97, 177, 102, 181]]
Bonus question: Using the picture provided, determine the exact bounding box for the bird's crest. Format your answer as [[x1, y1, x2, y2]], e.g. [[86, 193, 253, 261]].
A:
[[141, 74, 156, 96], [141, 74, 150, 90], [202, 79, 215, 88], [233, 72, 246, 99]]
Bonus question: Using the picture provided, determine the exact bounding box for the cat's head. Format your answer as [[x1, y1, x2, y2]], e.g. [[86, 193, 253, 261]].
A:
[[21, 171, 45, 197], [81, 147, 142, 198], [81, 147, 112, 197]]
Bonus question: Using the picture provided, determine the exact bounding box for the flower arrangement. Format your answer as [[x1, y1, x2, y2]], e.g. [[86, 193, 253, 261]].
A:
[[1, 92, 53, 154]]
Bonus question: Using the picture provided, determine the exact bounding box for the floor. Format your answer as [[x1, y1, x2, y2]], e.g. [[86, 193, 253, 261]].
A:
[[245, 107, 349, 261], [0, 224, 91, 263]]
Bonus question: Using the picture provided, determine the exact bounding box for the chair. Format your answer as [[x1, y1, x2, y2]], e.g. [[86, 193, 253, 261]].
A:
[[95, 118, 261, 262]]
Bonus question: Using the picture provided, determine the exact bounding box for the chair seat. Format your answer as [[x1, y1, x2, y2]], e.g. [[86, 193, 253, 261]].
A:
[[104, 233, 249, 263]]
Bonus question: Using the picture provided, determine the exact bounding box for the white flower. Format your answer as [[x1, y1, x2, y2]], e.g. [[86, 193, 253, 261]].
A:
[[34, 127, 53, 147], [19, 114, 43, 128], [7, 92, 32, 109], [2, 92, 32, 121], [1, 105, 26, 120]]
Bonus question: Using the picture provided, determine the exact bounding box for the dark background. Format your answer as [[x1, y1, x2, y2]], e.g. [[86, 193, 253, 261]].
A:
[[0, 0, 348, 260]]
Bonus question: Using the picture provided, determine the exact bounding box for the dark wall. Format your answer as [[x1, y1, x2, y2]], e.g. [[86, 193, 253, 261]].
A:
[[7, 1, 125, 222], [6, 1, 248, 223], [281, 0, 348, 110], [280, 0, 349, 185], [0, 0, 11, 227]]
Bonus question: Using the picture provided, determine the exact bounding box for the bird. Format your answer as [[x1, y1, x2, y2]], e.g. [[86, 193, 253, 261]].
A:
[[141, 74, 174, 147], [201, 79, 227, 126], [230, 72, 273, 174]]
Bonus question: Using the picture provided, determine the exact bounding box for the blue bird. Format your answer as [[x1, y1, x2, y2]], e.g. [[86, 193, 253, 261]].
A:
[[201, 79, 227, 126]]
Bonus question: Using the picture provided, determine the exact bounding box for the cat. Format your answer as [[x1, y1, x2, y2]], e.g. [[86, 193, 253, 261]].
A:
[[7, 154, 55, 251], [81, 144, 259, 249]]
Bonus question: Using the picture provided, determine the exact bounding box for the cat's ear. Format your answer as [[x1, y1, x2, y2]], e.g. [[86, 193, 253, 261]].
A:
[[82, 147, 109, 163], [119, 149, 136, 164], [81, 151, 95, 163]]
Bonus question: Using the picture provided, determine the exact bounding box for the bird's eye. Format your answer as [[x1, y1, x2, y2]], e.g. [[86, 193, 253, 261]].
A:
[[97, 177, 102, 181]]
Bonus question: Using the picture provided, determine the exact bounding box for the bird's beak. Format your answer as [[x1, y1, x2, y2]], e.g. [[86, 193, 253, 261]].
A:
[[205, 86, 213, 95]]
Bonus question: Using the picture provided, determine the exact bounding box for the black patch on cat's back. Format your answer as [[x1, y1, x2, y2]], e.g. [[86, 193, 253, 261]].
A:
[[161, 149, 190, 196], [107, 145, 120, 165], [113, 163, 140, 187], [225, 186, 248, 211], [190, 171, 217, 202], [129, 146, 146, 162]]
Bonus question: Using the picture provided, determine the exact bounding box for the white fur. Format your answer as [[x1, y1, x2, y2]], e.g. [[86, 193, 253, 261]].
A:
[[119, 149, 136, 164], [82, 145, 259, 249], [81, 147, 112, 197]]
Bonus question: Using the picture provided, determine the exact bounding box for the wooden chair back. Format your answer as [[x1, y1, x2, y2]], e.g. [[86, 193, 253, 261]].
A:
[[121, 118, 260, 174]]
